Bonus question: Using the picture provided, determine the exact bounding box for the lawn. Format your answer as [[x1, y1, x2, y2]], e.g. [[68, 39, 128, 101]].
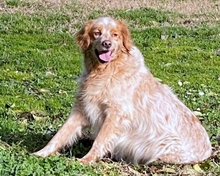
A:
[[0, 0, 220, 175]]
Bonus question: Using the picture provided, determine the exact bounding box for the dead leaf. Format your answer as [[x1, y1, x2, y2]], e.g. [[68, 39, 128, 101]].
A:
[[0, 140, 10, 149], [181, 165, 201, 176], [164, 63, 173, 67], [39, 88, 50, 93], [58, 89, 67, 94], [163, 167, 176, 173], [155, 77, 163, 82], [193, 164, 204, 173], [193, 111, 203, 116], [216, 48, 220, 56], [161, 35, 169, 40], [178, 80, 183, 86]]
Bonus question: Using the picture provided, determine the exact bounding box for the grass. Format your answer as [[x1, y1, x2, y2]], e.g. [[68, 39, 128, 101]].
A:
[[0, 0, 220, 175]]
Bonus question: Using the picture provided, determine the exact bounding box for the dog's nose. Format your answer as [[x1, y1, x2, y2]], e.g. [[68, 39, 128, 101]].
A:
[[102, 40, 112, 48]]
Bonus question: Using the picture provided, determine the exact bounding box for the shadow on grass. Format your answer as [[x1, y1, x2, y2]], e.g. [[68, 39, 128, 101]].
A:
[[0, 110, 93, 158]]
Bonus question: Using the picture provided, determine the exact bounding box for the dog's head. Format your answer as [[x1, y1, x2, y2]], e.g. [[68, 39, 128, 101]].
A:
[[76, 17, 132, 63]]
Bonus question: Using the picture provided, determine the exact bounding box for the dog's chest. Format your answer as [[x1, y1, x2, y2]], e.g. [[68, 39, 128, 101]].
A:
[[78, 69, 138, 124], [79, 75, 112, 123]]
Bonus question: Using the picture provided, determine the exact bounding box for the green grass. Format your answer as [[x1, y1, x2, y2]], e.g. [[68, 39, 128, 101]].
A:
[[0, 0, 220, 175]]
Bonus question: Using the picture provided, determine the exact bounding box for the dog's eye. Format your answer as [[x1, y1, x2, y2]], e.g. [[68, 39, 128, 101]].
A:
[[112, 33, 118, 38], [94, 31, 102, 37]]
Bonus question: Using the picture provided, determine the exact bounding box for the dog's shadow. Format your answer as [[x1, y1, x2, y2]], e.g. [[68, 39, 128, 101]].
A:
[[60, 139, 93, 158], [0, 114, 93, 158]]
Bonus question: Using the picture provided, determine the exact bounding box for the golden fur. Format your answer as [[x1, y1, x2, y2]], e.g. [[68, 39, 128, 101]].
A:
[[34, 17, 212, 164]]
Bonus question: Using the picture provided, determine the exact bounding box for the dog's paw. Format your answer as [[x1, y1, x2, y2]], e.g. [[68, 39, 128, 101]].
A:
[[78, 157, 95, 164], [32, 149, 54, 158], [32, 151, 48, 158], [33, 150, 61, 158]]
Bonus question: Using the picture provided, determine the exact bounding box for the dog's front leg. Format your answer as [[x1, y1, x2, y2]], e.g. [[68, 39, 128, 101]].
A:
[[34, 109, 89, 157], [78, 117, 120, 164]]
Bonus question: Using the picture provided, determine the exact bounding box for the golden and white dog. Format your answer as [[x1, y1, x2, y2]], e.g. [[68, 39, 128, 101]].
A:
[[34, 17, 212, 164]]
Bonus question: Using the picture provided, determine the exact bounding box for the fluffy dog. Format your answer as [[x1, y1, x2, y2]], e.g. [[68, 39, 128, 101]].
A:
[[34, 17, 212, 164]]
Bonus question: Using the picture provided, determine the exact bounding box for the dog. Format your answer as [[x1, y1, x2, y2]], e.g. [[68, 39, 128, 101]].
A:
[[34, 17, 212, 164]]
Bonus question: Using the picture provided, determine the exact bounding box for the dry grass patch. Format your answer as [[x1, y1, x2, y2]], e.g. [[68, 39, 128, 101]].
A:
[[79, 0, 220, 14], [79, 0, 220, 26], [1, 0, 220, 26]]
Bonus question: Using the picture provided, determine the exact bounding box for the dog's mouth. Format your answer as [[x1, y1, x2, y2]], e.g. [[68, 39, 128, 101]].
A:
[[95, 49, 113, 63]]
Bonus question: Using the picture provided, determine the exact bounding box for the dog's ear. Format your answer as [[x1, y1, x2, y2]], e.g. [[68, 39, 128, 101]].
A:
[[118, 20, 133, 52], [76, 20, 94, 51]]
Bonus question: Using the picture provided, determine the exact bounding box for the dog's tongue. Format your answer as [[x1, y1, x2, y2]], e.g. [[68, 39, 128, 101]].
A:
[[99, 51, 112, 62]]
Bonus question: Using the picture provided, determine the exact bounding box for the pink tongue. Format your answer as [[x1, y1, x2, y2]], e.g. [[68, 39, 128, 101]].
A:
[[99, 51, 112, 62]]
